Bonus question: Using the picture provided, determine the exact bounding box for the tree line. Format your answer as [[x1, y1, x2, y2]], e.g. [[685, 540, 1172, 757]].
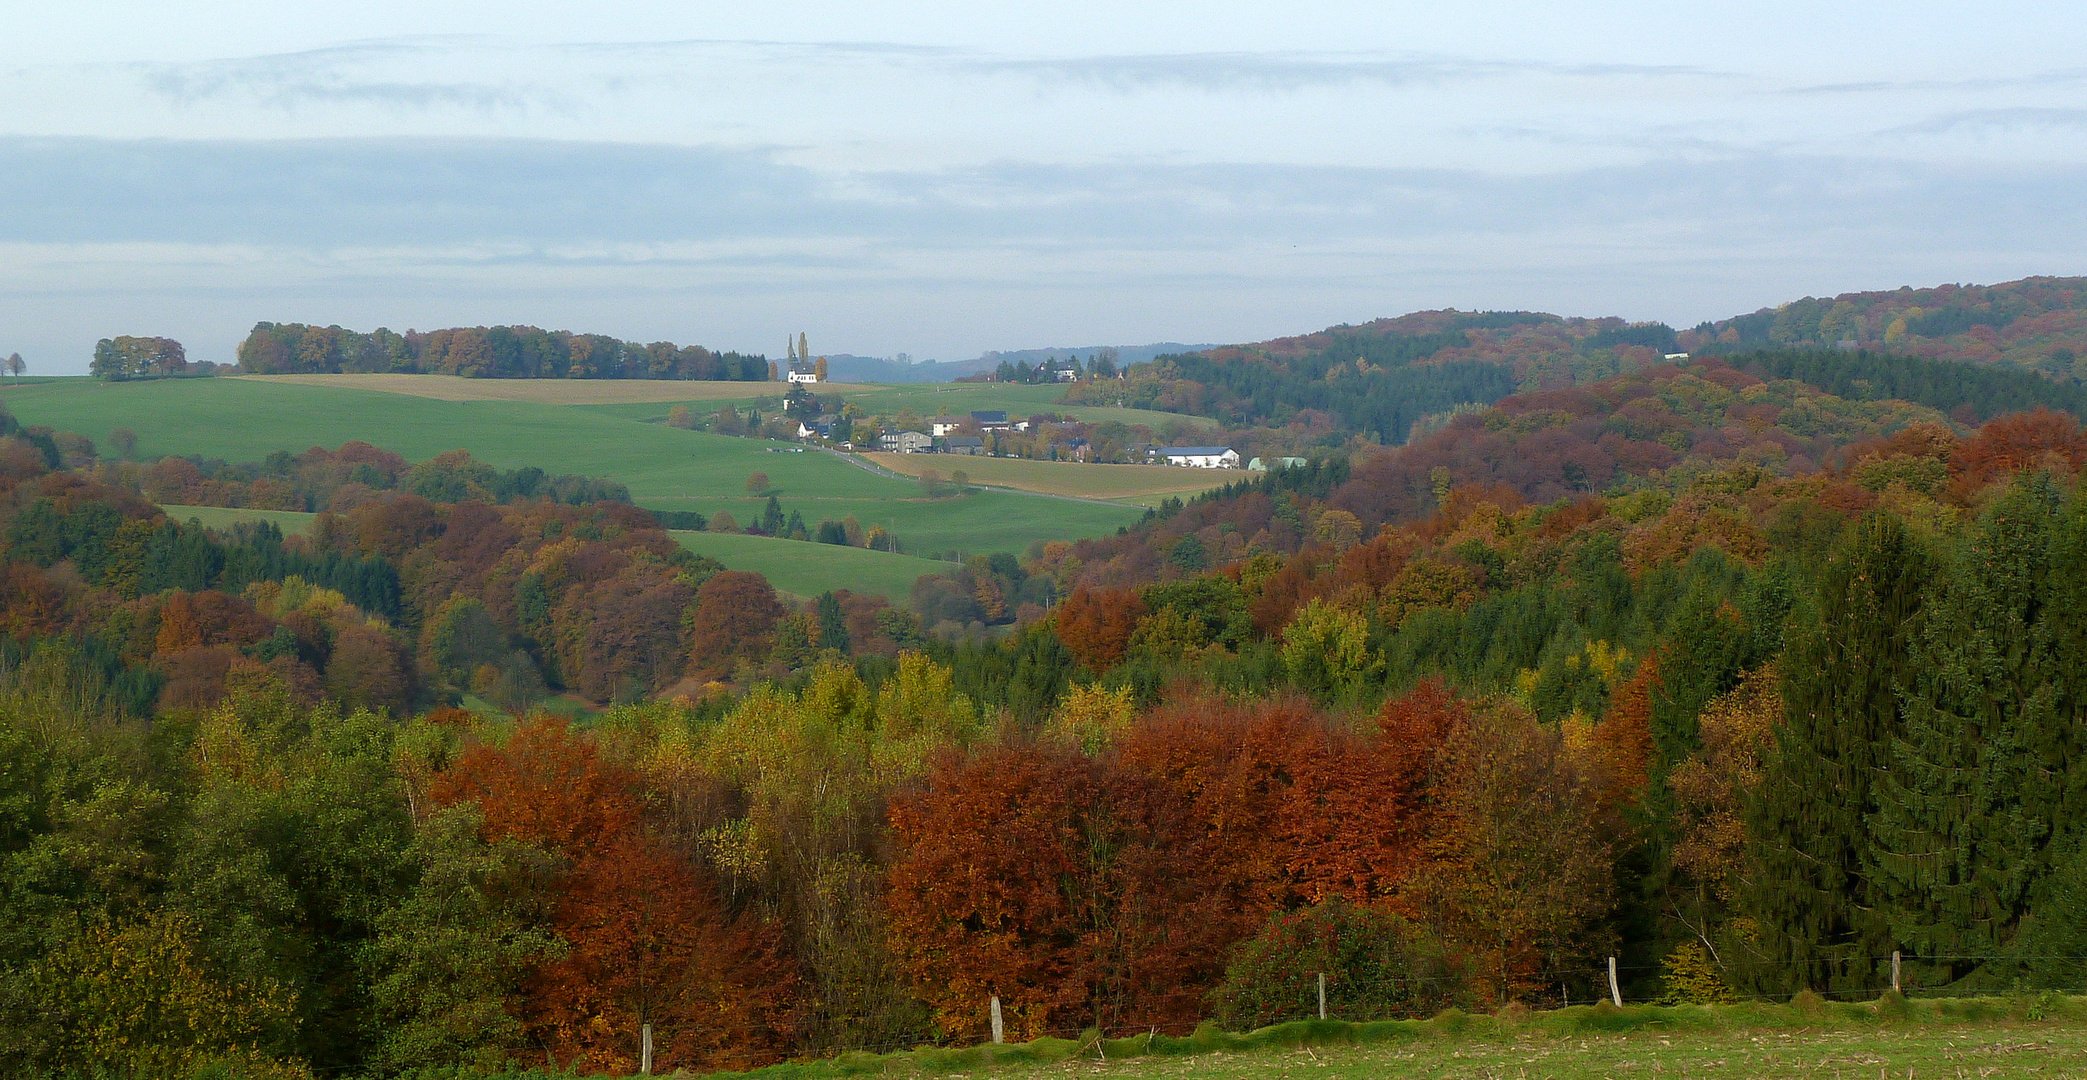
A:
[[235, 322, 772, 381]]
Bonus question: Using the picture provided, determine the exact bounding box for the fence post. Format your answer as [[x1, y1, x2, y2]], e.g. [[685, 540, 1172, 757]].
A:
[[1892, 951, 1902, 993], [641, 1021, 653, 1075], [1317, 971, 1327, 1020], [1608, 956, 1623, 1007], [990, 995, 1004, 1044]]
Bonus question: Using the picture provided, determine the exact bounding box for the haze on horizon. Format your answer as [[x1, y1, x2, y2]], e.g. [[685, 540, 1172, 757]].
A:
[[2, 0, 2084, 373]]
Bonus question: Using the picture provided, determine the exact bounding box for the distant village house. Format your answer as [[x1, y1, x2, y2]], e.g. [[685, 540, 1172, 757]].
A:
[[1156, 446, 1240, 469]]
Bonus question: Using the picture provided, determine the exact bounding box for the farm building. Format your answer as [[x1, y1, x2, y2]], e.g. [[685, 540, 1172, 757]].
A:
[[880, 431, 932, 453], [1156, 446, 1240, 469]]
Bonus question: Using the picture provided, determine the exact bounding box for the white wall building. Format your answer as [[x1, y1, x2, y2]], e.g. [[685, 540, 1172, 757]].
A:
[[1158, 446, 1240, 469]]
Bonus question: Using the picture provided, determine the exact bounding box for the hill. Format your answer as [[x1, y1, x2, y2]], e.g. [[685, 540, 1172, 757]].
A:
[[1683, 275, 2087, 375], [1070, 276, 2087, 448], [0, 376, 1145, 566]]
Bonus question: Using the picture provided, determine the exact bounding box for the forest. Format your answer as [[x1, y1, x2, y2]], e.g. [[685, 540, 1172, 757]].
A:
[[4, 348, 2087, 1078], [1061, 276, 2087, 452], [235, 323, 772, 381]]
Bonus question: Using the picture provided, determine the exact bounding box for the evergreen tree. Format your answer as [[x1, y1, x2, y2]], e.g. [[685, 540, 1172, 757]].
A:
[[1869, 477, 2066, 987], [1742, 511, 1929, 995]]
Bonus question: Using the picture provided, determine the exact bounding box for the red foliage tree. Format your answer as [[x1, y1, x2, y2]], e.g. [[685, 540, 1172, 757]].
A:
[[688, 571, 784, 681], [1949, 407, 2087, 495], [1053, 585, 1146, 671], [885, 745, 1237, 1039], [430, 718, 798, 1072]]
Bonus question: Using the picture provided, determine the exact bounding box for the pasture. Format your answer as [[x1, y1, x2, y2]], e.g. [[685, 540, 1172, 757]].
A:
[[161, 504, 320, 535], [669, 531, 949, 604], [153, 505, 946, 604], [860, 451, 1236, 504], [6, 377, 1141, 597], [235, 372, 873, 403], [673, 997, 2087, 1080]]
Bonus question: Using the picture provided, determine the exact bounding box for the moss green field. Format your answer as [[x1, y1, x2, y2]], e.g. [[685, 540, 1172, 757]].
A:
[[677, 998, 2087, 1080], [153, 505, 952, 605], [668, 531, 952, 604], [861, 451, 1236, 505], [576, 380, 1212, 434], [1, 377, 1143, 570]]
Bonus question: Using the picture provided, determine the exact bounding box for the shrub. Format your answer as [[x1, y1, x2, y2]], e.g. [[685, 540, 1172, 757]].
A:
[[1210, 897, 1474, 1029]]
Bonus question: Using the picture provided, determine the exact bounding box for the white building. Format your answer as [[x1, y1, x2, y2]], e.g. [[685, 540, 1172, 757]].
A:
[[787, 367, 820, 384], [930, 416, 962, 437], [1158, 446, 1240, 469]]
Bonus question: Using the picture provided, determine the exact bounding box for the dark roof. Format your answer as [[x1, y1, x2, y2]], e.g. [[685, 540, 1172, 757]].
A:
[[944, 435, 985, 446], [1159, 446, 1234, 456], [970, 411, 1009, 423]]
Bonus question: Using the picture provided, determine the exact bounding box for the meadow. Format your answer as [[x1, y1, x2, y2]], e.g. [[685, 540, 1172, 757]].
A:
[[238, 372, 875, 403], [669, 530, 953, 603], [497, 996, 2087, 1080], [2, 377, 1142, 555], [157, 505, 958, 605], [860, 451, 1236, 505], [574, 379, 1213, 434]]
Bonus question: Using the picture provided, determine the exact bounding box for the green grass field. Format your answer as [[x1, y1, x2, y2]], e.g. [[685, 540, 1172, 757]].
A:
[[2, 378, 1143, 563], [670, 996, 2087, 1080], [153, 505, 946, 604], [577, 380, 1212, 434], [669, 531, 950, 604], [161, 504, 323, 535]]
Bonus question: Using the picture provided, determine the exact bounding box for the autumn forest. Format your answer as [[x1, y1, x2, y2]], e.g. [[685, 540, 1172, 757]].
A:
[[6, 284, 2087, 1078]]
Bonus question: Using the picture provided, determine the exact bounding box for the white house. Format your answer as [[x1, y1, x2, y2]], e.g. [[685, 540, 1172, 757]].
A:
[[787, 367, 820, 384], [1158, 446, 1240, 469], [930, 416, 963, 437]]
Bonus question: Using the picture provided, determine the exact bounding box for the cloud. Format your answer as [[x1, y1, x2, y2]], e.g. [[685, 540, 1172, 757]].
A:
[[3, 136, 2081, 255], [963, 51, 1719, 93], [133, 38, 556, 114], [1883, 107, 2087, 136]]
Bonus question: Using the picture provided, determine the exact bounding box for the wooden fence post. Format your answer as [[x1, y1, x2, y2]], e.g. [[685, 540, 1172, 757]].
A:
[[990, 994, 1004, 1044], [641, 1021, 653, 1075], [1892, 951, 1902, 993], [1608, 956, 1623, 1007], [1318, 971, 1327, 1020]]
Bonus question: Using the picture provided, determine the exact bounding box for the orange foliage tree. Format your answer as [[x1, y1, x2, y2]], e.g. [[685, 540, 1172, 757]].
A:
[[430, 718, 797, 1072], [1052, 585, 1146, 671]]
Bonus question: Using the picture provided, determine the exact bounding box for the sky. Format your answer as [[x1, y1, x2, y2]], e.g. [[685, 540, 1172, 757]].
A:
[[3, 1, 2085, 372]]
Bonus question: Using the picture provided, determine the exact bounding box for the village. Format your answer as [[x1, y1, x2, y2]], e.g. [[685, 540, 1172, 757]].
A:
[[775, 338, 1300, 471]]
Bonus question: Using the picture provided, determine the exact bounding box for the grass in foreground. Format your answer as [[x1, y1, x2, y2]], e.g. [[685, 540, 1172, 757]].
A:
[[676, 995, 2087, 1080]]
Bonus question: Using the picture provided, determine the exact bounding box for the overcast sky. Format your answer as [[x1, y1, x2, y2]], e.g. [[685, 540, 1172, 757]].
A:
[[3, 1, 2085, 371]]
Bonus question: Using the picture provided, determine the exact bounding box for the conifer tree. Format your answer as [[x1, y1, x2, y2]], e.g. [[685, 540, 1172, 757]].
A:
[[1869, 477, 2064, 986], [1742, 511, 1929, 995]]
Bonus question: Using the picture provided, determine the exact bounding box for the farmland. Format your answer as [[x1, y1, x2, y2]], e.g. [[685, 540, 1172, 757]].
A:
[[575, 378, 1214, 434], [156, 504, 944, 604], [860, 451, 1237, 504], [668, 531, 951, 603], [237, 372, 875, 403], [2, 376, 1145, 594], [674, 999, 2087, 1080]]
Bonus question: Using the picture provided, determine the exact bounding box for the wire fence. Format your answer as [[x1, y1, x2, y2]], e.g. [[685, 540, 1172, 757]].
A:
[[289, 954, 2087, 1076]]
